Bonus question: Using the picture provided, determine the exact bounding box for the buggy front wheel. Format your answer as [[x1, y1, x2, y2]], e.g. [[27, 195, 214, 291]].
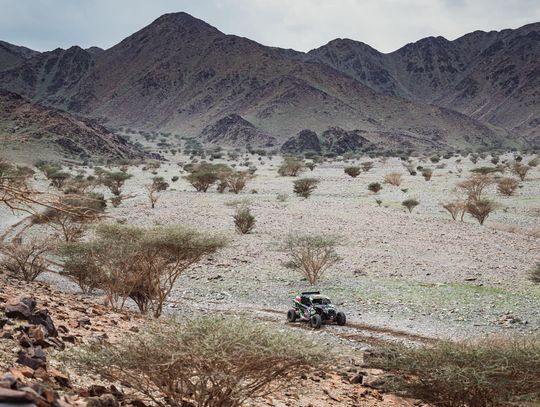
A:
[[310, 314, 322, 329], [336, 311, 346, 326]]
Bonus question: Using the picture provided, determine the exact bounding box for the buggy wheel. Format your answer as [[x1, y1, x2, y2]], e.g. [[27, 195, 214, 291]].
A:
[[287, 309, 297, 323], [336, 311, 346, 326], [310, 314, 322, 329]]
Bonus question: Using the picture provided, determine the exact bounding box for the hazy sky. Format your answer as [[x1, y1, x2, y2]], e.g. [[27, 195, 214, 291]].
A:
[[0, 0, 538, 53]]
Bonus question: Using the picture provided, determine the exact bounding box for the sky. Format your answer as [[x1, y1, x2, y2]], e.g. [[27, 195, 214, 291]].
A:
[[0, 0, 538, 53]]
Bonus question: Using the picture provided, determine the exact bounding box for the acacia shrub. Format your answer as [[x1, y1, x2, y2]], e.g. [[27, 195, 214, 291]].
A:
[[293, 178, 319, 198], [69, 316, 327, 407], [283, 235, 339, 285], [496, 177, 519, 196], [0, 237, 53, 281], [344, 166, 361, 178], [367, 336, 540, 407], [278, 158, 305, 177]]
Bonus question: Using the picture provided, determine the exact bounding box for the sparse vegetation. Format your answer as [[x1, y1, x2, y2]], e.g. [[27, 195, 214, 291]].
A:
[[145, 176, 169, 208], [442, 201, 465, 221], [0, 237, 53, 281], [69, 316, 326, 407], [466, 199, 498, 225], [530, 263, 540, 284], [293, 178, 319, 198], [384, 172, 402, 186], [421, 168, 433, 181], [457, 175, 493, 201], [402, 198, 419, 213], [496, 177, 519, 196], [344, 166, 361, 178], [368, 182, 382, 194], [233, 205, 255, 234], [361, 161, 374, 172], [278, 158, 305, 177], [512, 161, 530, 181], [283, 235, 339, 285], [368, 336, 540, 407], [61, 224, 226, 316]]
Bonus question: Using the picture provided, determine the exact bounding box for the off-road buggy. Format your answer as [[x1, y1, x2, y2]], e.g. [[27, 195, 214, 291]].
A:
[[286, 291, 346, 329]]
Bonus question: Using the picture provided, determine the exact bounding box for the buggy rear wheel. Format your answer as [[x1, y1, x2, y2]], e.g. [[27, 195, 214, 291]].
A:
[[287, 309, 297, 323], [310, 314, 322, 329], [336, 311, 346, 326]]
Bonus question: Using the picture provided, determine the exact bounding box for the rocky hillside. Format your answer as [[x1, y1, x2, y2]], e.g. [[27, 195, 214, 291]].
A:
[[0, 90, 144, 161], [0, 40, 38, 71], [309, 23, 540, 143], [0, 13, 537, 152]]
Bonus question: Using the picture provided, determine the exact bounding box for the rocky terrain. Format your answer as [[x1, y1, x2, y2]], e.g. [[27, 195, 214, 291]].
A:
[[0, 89, 144, 163], [310, 23, 540, 143], [1, 13, 536, 152]]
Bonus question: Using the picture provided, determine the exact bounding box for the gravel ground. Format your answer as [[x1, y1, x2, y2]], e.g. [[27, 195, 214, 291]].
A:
[[1, 152, 539, 342]]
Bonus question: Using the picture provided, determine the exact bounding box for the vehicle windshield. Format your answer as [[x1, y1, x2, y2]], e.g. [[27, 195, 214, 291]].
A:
[[312, 297, 331, 305]]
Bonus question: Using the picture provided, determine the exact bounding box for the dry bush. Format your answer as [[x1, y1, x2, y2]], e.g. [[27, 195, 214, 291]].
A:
[[32, 193, 106, 242], [512, 162, 530, 181], [283, 235, 339, 285], [69, 316, 327, 407], [496, 177, 519, 196], [219, 170, 253, 194], [457, 175, 493, 201], [384, 172, 402, 186], [367, 336, 540, 407], [233, 205, 255, 234], [305, 162, 316, 171], [0, 237, 53, 281], [368, 182, 382, 194], [402, 198, 419, 213], [530, 263, 540, 284], [344, 166, 361, 178], [421, 168, 433, 181], [293, 178, 319, 198], [361, 161, 374, 172], [145, 176, 169, 209], [278, 158, 305, 177], [466, 199, 498, 225], [402, 162, 416, 175], [61, 224, 226, 317], [442, 201, 465, 221], [528, 157, 539, 167], [100, 171, 132, 196]]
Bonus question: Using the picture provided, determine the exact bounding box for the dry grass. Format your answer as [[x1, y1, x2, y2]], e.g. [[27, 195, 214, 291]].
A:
[[384, 172, 402, 186]]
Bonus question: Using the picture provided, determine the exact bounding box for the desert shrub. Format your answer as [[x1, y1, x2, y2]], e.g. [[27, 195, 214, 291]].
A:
[[0, 237, 53, 281], [278, 158, 305, 177], [283, 235, 339, 285], [100, 171, 132, 196], [471, 166, 499, 175], [402, 199, 419, 213], [368, 182, 382, 194], [457, 175, 493, 201], [512, 162, 530, 181], [48, 171, 71, 189], [61, 224, 225, 316], [145, 176, 169, 209], [466, 199, 498, 225], [375, 199, 382, 207], [344, 166, 361, 178], [496, 177, 519, 196], [367, 336, 540, 407], [442, 201, 465, 221], [184, 163, 231, 192], [293, 178, 319, 198], [530, 263, 540, 284], [421, 168, 433, 181], [276, 193, 288, 202], [219, 170, 253, 194], [69, 316, 326, 407], [384, 172, 402, 186], [528, 157, 539, 167], [361, 161, 374, 172], [32, 193, 106, 241], [171, 175, 179, 182], [305, 162, 316, 171], [233, 205, 255, 234]]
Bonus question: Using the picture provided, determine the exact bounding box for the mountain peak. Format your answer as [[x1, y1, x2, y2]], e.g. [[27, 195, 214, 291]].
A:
[[150, 12, 219, 32]]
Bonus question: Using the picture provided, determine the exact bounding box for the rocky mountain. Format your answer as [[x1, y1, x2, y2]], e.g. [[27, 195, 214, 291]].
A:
[[309, 22, 540, 143], [0, 89, 143, 161], [0, 13, 537, 153], [0, 40, 39, 71]]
